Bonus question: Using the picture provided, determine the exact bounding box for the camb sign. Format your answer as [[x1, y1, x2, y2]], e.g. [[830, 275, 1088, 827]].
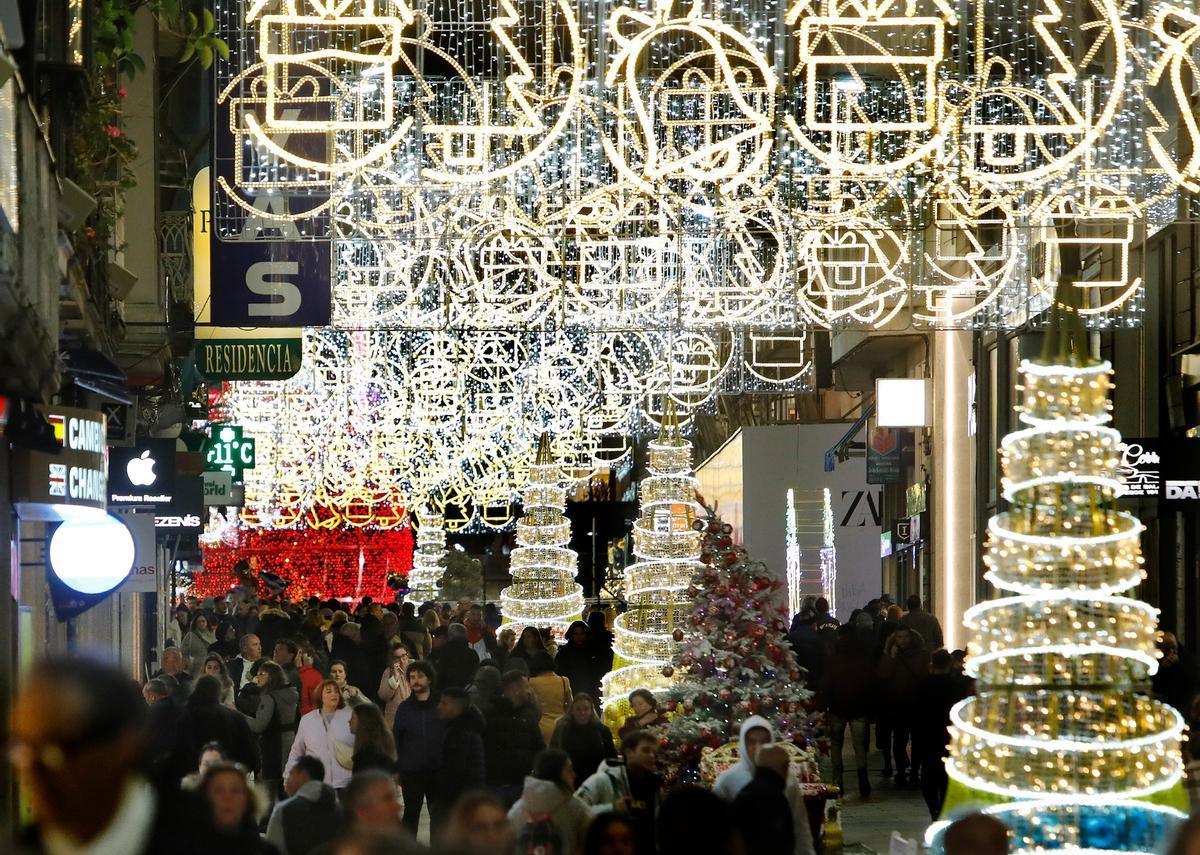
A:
[[210, 238, 331, 327]]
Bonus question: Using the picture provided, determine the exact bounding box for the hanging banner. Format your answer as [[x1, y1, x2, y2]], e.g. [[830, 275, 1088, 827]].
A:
[[192, 168, 305, 378], [209, 236, 332, 327], [866, 426, 902, 484]]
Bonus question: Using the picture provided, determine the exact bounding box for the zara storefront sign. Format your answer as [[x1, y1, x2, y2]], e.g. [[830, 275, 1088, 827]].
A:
[[11, 405, 108, 521]]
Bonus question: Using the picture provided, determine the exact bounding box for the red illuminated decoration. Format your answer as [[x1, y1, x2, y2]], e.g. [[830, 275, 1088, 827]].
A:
[[195, 525, 414, 602]]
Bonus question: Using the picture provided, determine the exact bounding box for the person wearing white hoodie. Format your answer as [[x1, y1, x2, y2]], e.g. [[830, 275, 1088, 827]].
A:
[[712, 716, 817, 855], [509, 749, 592, 855]]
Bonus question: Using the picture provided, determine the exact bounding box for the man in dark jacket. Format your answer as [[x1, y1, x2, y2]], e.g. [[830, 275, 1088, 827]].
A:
[[265, 755, 342, 855], [173, 674, 261, 779], [817, 626, 876, 798], [142, 679, 181, 784], [391, 661, 446, 834], [433, 687, 486, 824], [733, 745, 795, 855], [430, 623, 480, 690], [913, 649, 969, 818], [484, 671, 545, 805], [878, 625, 931, 786]]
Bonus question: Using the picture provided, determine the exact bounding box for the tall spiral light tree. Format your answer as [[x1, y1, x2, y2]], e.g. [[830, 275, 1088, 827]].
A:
[[500, 434, 584, 638], [931, 243, 1186, 852], [602, 401, 701, 722], [405, 505, 447, 605]]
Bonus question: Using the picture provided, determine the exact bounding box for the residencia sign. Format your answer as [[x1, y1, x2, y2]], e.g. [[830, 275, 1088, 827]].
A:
[[196, 338, 302, 380]]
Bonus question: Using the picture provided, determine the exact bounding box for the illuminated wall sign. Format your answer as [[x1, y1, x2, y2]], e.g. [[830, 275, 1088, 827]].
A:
[[155, 477, 204, 531], [11, 405, 108, 521], [203, 470, 234, 505], [206, 425, 257, 478], [196, 337, 303, 381], [209, 236, 332, 327], [192, 168, 304, 379], [108, 439, 177, 506], [1118, 438, 1200, 505]]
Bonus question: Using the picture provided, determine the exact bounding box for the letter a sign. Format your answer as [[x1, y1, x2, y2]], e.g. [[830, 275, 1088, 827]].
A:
[[210, 237, 331, 326]]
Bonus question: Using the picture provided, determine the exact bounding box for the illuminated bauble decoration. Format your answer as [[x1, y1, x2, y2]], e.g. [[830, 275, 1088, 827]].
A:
[[605, 0, 777, 207], [49, 513, 136, 595], [500, 433, 585, 637], [602, 400, 701, 714], [796, 218, 908, 328]]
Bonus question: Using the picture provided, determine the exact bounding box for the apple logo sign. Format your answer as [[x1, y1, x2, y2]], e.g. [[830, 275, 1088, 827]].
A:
[[126, 450, 158, 487]]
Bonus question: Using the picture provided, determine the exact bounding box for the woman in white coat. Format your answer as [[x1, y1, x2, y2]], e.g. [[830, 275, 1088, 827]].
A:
[[284, 679, 353, 790], [712, 715, 817, 855]]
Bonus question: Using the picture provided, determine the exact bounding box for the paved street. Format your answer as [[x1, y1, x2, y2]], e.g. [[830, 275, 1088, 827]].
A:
[[824, 745, 932, 853]]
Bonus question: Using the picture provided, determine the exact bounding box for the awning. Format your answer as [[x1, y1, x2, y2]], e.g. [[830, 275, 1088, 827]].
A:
[[61, 347, 132, 404]]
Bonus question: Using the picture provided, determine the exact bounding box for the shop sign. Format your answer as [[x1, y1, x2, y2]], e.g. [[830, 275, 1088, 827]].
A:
[[866, 426, 901, 484], [1118, 438, 1200, 505], [100, 401, 137, 447], [196, 337, 303, 381], [894, 519, 913, 546], [115, 511, 158, 593], [155, 477, 204, 531], [11, 405, 108, 521], [192, 168, 303, 381], [203, 471, 234, 505], [108, 439, 177, 506], [210, 237, 331, 327]]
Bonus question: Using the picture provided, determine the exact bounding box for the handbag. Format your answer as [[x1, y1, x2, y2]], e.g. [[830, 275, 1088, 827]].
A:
[[322, 712, 355, 769]]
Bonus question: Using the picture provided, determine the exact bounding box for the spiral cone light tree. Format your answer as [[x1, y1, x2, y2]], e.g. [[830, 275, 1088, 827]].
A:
[[500, 434, 584, 638], [602, 401, 701, 718], [933, 241, 1186, 852], [405, 506, 447, 605]]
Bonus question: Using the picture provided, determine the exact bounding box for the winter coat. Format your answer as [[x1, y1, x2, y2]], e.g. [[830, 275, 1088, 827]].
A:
[[397, 615, 432, 660], [468, 666, 503, 722], [878, 632, 932, 716], [392, 694, 446, 774], [911, 671, 969, 758], [351, 746, 397, 775], [618, 712, 668, 740], [550, 714, 616, 787], [555, 624, 597, 696], [297, 664, 324, 717], [430, 637, 480, 690], [900, 609, 944, 650], [265, 779, 342, 855], [575, 759, 661, 854], [377, 665, 412, 730], [711, 717, 817, 855], [529, 671, 573, 743], [508, 777, 592, 854], [173, 699, 261, 779], [817, 638, 878, 720], [255, 610, 294, 656], [484, 696, 545, 787], [285, 707, 353, 788], [181, 630, 216, 676], [436, 706, 487, 804], [734, 767, 795, 855], [246, 685, 300, 780]]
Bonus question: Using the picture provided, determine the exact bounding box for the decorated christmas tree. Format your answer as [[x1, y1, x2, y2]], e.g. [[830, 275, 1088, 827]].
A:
[[499, 433, 584, 638], [659, 504, 822, 788], [933, 244, 1186, 850], [405, 506, 446, 605], [601, 402, 701, 723], [438, 544, 484, 602]]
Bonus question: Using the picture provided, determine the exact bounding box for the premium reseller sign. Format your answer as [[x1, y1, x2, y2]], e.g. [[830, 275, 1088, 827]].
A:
[[11, 405, 108, 521], [108, 439, 178, 506]]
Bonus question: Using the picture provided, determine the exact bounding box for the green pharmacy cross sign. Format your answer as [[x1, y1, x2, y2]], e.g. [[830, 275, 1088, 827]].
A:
[[206, 425, 256, 479]]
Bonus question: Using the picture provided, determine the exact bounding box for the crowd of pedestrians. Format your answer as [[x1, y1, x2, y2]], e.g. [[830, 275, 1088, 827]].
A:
[[25, 585, 1198, 854], [797, 592, 971, 819]]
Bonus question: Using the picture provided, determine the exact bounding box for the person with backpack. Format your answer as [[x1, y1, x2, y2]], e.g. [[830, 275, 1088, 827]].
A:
[[576, 730, 661, 855], [265, 755, 343, 855], [509, 749, 592, 855]]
